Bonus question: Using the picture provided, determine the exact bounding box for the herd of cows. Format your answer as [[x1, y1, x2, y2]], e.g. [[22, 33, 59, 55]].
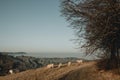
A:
[[9, 60, 83, 74], [46, 59, 83, 68]]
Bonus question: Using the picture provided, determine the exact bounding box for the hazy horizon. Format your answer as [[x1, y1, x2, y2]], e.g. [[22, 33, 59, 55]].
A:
[[0, 0, 83, 54]]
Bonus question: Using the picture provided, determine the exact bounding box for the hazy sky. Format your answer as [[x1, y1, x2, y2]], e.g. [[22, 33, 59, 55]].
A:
[[0, 0, 82, 53]]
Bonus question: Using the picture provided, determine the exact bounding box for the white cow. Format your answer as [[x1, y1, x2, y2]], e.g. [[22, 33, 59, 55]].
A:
[[68, 62, 71, 66], [58, 63, 62, 68], [47, 64, 54, 68], [76, 60, 83, 64], [9, 69, 13, 74]]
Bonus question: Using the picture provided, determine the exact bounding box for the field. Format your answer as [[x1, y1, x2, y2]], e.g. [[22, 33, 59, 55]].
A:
[[0, 61, 119, 80]]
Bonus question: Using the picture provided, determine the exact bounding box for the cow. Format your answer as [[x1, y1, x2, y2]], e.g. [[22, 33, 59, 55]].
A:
[[68, 62, 71, 66], [9, 69, 13, 74], [47, 64, 54, 68], [76, 60, 83, 64], [58, 63, 62, 68]]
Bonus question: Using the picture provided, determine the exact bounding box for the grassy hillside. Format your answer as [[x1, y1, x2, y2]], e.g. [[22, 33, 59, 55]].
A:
[[0, 61, 119, 80], [0, 53, 84, 76], [58, 65, 120, 80]]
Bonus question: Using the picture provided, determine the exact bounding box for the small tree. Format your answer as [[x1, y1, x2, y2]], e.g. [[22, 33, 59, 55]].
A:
[[0, 53, 14, 75], [60, 0, 120, 70]]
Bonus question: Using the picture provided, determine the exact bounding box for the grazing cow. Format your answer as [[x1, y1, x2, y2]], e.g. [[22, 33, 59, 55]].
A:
[[68, 62, 71, 66], [9, 69, 13, 74], [58, 63, 62, 68], [76, 60, 83, 64], [47, 64, 54, 68]]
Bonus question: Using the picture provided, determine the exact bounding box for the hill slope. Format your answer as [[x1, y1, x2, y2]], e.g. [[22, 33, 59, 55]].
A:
[[0, 53, 83, 76], [0, 62, 119, 80]]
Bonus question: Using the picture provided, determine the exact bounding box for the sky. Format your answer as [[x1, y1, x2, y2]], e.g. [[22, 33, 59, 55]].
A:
[[0, 0, 83, 54]]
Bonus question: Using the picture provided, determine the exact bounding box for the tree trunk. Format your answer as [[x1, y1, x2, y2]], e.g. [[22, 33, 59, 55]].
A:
[[116, 48, 120, 73], [108, 42, 117, 69]]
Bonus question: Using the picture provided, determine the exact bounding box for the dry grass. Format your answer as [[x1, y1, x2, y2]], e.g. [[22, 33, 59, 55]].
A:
[[0, 61, 119, 80], [58, 63, 120, 80]]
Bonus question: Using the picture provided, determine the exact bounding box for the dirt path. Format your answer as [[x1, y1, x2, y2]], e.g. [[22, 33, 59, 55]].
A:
[[53, 62, 96, 80]]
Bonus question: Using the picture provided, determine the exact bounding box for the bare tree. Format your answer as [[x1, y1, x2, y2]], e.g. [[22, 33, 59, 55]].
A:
[[60, 0, 120, 70]]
